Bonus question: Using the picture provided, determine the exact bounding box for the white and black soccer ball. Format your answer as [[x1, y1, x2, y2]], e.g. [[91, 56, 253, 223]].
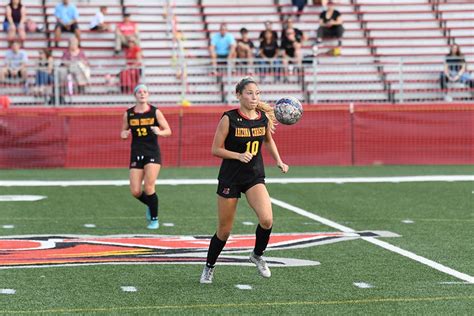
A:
[[274, 97, 303, 125]]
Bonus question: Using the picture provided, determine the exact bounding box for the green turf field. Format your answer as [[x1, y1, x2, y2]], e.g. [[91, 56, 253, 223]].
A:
[[0, 166, 473, 315]]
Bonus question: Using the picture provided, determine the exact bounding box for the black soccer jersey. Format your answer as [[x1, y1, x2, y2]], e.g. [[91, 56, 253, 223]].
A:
[[127, 104, 161, 157], [218, 109, 268, 185]]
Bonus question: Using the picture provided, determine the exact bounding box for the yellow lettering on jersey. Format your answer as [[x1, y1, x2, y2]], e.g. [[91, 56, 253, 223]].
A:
[[129, 119, 140, 126], [235, 128, 251, 137], [140, 118, 155, 125], [251, 127, 266, 137]]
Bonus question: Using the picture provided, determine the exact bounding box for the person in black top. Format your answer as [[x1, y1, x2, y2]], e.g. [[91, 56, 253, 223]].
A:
[[121, 84, 172, 229], [316, 0, 344, 48], [281, 28, 302, 77], [440, 44, 473, 93], [281, 17, 305, 44], [258, 20, 278, 43], [200, 77, 289, 284], [258, 30, 280, 81], [3, 0, 26, 46]]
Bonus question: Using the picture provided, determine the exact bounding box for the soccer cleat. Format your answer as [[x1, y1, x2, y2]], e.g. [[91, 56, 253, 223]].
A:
[[147, 219, 159, 229], [249, 251, 271, 278], [146, 207, 151, 222], [200, 265, 215, 284]]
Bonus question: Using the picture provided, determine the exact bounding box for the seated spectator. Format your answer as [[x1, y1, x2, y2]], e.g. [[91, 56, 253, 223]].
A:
[[59, 37, 89, 95], [3, 0, 26, 46], [258, 20, 278, 43], [54, 0, 81, 47], [90, 6, 109, 32], [115, 13, 140, 55], [209, 23, 236, 75], [0, 40, 28, 83], [258, 29, 280, 82], [125, 38, 142, 68], [291, 0, 306, 21], [236, 27, 255, 74], [281, 17, 306, 45], [281, 28, 302, 77], [316, 0, 344, 50], [440, 44, 473, 95], [34, 48, 54, 98]]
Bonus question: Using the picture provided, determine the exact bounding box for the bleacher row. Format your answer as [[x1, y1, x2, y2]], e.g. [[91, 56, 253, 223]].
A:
[[1, 0, 473, 106]]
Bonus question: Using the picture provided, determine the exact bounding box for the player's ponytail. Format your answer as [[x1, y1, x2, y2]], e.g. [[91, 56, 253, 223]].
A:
[[256, 101, 276, 132], [236, 77, 277, 132]]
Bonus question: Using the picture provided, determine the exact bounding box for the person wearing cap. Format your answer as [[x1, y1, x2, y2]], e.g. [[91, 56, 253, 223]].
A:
[[115, 12, 140, 55], [120, 84, 172, 230], [236, 27, 255, 74], [316, 0, 344, 52]]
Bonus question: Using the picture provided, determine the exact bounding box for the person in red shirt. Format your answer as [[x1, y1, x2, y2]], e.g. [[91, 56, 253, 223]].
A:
[[115, 13, 140, 55], [125, 38, 142, 68]]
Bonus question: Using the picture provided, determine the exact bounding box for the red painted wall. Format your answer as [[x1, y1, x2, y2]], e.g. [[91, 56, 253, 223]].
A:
[[0, 104, 472, 168]]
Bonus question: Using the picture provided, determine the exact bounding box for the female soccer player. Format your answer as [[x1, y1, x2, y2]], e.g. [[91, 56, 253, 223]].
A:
[[200, 77, 289, 284], [121, 84, 171, 229]]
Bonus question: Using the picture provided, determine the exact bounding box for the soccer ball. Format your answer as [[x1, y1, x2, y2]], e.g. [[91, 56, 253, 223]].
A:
[[274, 97, 303, 125]]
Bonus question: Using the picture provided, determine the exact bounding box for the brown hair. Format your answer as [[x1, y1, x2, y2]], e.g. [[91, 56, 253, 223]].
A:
[[235, 77, 276, 131]]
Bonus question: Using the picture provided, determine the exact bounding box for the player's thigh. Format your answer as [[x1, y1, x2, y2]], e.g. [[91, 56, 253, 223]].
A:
[[129, 168, 144, 196], [245, 183, 273, 227], [143, 163, 161, 193]]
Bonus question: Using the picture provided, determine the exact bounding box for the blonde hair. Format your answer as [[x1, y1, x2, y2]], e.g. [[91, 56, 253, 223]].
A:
[[235, 77, 277, 131]]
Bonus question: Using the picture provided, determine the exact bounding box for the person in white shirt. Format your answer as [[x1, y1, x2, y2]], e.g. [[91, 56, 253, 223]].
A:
[[90, 6, 109, 32]]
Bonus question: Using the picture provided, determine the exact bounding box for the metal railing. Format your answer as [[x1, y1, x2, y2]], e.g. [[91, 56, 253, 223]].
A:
[[2, 56, 473, 106]]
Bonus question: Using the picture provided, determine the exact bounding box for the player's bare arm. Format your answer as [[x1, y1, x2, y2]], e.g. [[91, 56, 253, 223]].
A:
[[151, 109, 172, 137]]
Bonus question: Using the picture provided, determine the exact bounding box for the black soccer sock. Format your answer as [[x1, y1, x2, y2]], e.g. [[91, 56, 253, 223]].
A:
[[147, 193, 158, 220], [206, 233, 227, 268], [136, 192, 148, 205], [253, 224, 272, 256]]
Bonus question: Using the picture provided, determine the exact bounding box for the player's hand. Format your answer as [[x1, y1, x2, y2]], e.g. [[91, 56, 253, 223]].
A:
[[120, 130, 130, 139], [150, 126, 160, 135], [277, 161, 289, 173], [238, 151, 253, 163]]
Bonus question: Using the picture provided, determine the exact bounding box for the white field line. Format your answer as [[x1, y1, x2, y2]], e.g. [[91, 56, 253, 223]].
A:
[[270, 198, 474, 284], [0, 175, 473, 187]]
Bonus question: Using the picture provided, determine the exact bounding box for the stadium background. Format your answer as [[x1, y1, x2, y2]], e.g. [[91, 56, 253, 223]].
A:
[[0, 1, 473, 314]]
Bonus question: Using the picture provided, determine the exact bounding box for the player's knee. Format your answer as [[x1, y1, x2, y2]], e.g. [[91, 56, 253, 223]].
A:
[[130, 188, 141, 198], [259, 218, 273, 230]]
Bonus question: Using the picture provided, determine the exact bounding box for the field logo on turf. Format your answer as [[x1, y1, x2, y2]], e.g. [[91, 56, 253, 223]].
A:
[[0, 231, 398, 269]]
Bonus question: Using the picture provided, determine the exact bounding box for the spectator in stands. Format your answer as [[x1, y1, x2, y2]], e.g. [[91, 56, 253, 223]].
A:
[[209, 23, 236, 75], [316, 0, 344, 51], [34, 48, 54, 98], [259, 20, 278, 43], [3, 0, 26, 46], [60, 37, 89, 94], [54, 0, 81, 47], [115, 13, 140, 55], [125, 37, 143, 68], [236, 27, 255, 74], [0, 40, 28, 83], [281, 28, 302, 78], [440, 44, 473, 94], [281, 17, 306, 45], [90, 6, 109, 32], [258, 29, 280, 82], [291, 0, 306, 21]]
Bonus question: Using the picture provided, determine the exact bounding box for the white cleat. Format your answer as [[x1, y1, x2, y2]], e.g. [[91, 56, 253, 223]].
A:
[[200, 265, 215, 284], [249, 252, 271, 278]]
